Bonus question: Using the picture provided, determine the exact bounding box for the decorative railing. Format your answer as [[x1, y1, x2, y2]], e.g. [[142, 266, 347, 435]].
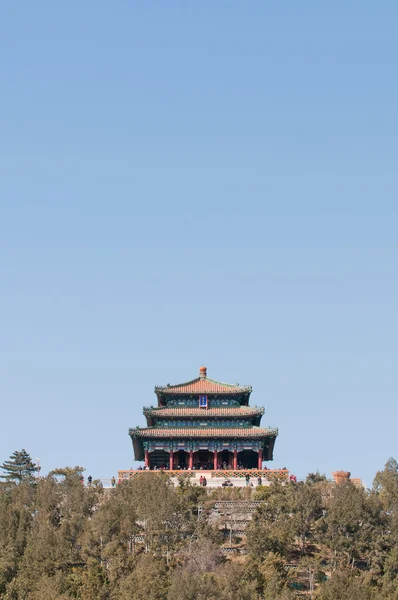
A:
[[211, 469, 288, 480], [117, 468, 289, 481], [213, 501, 261, 510]]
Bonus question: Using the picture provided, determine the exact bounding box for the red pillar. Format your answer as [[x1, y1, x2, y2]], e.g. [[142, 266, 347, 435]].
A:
[[213, 450, 218, 470], [169, 450, 174, 471], [144, 450, 149, 468], [233, 449, 238, 470], [258, 449, 263, 470], [189, 450, 193, 469]]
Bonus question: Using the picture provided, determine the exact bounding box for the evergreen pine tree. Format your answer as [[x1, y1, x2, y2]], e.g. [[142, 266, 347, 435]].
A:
[[0, 449, 38, 482]]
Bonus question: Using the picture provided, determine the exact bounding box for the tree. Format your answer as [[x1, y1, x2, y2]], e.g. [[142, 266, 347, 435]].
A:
[[316, 570, 373, 600], [23, 574, 72, 600], [376, 546, 398, 598], [168, 570, 218, 600], [258, 552, 295, 599], [292, 482, 323, 554], [10, 468, 102, 598], [322, 481, 369, 570], [0, 478, 36, 595], [305, 472, 328, 485], [2, 460, 398, 597], [177, 538, 223, 574], [168, 543, 257, 600], [116, 555, 169, 600], [374, 457, 398, 543], [0, 449, 38, 483], [247, 482, 296, 559], [127, 473, 196, 561], [214, 562, 258, 600], [297, 555, 324, 599]]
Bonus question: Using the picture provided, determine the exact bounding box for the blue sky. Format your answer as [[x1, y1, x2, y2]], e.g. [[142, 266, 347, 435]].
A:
[[1, 2, 397, 486]]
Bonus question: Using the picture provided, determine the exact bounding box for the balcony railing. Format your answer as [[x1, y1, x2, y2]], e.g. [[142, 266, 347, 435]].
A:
[[117, 468, 289, 481]]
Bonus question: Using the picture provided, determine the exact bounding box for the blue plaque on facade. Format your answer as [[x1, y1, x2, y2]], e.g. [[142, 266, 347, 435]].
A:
[[199, 395, 208, 408]]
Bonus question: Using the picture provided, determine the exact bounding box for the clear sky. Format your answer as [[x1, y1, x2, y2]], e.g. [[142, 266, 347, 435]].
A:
[[1, 2, 397, 487]]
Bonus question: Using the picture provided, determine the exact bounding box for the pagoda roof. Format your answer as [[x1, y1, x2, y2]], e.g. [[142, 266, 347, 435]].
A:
[[155, 366, 252, 396], [143, 406, 264, 418], [130, 426, 277, 439]]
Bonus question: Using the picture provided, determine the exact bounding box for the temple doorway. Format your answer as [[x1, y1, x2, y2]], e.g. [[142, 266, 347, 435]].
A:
[[220, 450, 232, 469], [150, 450, 169, 469], [175, 450, 188, 469], [238, 450, 258, 469], [195, 450, 214, 469]]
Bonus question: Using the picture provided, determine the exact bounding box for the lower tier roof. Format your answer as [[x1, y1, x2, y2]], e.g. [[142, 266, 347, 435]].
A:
[[130, 429, 277, 461], [130, 427, 277, 438]]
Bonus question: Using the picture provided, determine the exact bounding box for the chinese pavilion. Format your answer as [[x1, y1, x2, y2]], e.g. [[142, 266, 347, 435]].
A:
[[129, 366, 278, 471]]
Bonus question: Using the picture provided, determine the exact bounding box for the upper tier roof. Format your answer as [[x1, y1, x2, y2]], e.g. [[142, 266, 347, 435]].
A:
[[144, 406, 264, 418], [143, 405, 264, 426], [155, 366, 252, 396]]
